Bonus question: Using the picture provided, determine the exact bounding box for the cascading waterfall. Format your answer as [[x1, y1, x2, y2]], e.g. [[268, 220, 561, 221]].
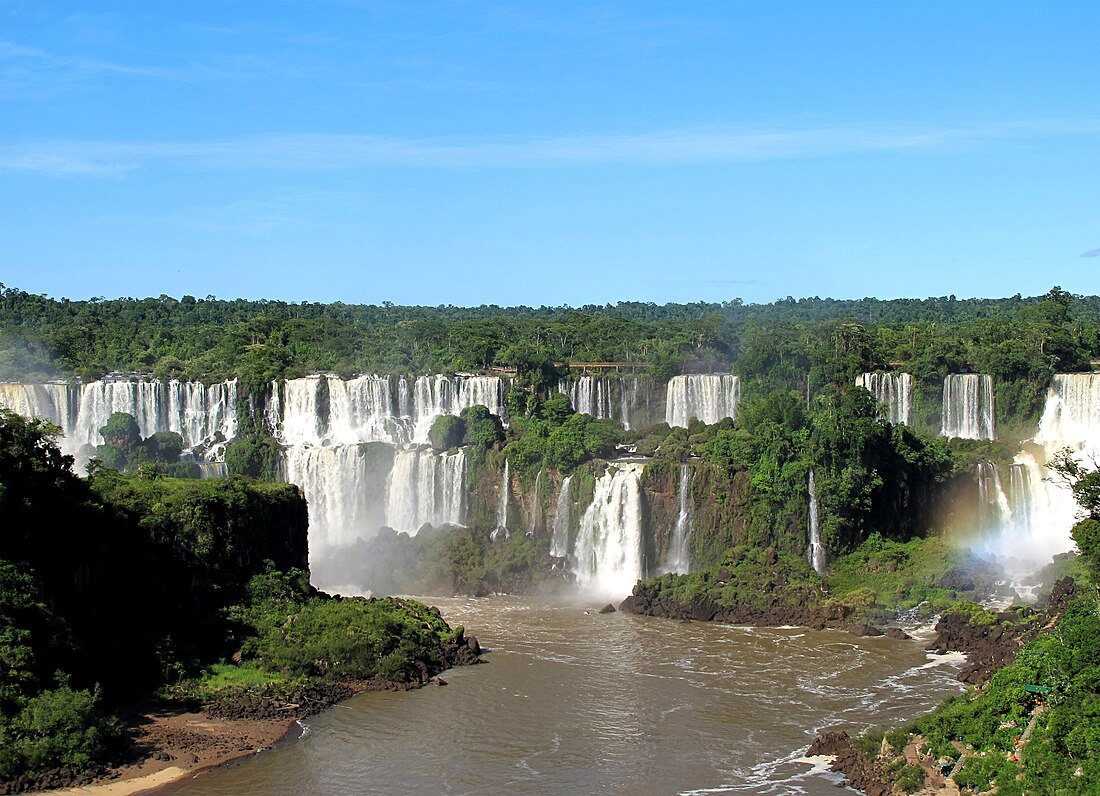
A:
[[663, 464, 695, 574], [941, 374, 995, 440], [1007, 464, 1032, 536], [558, 376, 635, 429], [277, 373, 506, 447], [665, 374, 740, 428], [571, 463, 645, 597], [550, 475, 573, 557], [0, 382, 76, 435], [528, 470, 543, 537], [0, 378, 237, 467], [807, 469, 826, 575], [3, 373, 509, 590], [976, 461, 1011, 532], [384, 447, 467, 534], [492, 459, 511, 541], [195, 462, 229, 479], [975, 373, 1100, 576], [283, 444, 389, 550], [855, 372, 913, 426], [271, 373, 506, 573], [620, 379, 634, 430]]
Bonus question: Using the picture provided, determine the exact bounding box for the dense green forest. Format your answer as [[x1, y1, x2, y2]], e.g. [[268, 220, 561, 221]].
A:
[[1, 285, 1096, 399]]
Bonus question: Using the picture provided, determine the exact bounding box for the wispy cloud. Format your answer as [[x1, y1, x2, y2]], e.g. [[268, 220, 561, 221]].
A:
[[0, 38, 257, 99], [2, 120, 1099, 177], [1080, 248, 1100, 258], [0, 37, 175, 99]]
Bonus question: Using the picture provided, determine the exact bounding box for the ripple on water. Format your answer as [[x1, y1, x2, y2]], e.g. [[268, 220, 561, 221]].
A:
[[169, 595, 965, 796]]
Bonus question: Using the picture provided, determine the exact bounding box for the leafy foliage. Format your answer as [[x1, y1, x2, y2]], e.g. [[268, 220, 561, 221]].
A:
[[226, 569, 457, 683]]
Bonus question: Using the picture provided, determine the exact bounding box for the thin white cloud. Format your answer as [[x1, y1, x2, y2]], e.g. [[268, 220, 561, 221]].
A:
[[2, 120, 1098, 176], [0, 38, 223, 98]]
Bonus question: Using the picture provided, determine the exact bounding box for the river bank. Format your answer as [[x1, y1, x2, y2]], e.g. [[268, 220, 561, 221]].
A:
[[13, 629, 484, 796]]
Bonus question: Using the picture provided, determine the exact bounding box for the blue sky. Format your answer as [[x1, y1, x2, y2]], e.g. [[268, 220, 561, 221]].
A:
[[1, 1, 1097, 307]]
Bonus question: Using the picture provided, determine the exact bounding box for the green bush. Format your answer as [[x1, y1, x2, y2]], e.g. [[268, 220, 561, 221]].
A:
[[0, 685, 118, 780], [428, 415, 466, 451]]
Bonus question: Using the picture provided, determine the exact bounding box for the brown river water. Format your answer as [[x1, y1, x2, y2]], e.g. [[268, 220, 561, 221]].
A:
[[167, 595, 966, 795]]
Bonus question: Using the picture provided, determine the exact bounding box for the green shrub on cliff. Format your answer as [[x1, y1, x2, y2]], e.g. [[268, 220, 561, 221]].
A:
[[461, 405, 505, 448], [429, 415, 466, 451]]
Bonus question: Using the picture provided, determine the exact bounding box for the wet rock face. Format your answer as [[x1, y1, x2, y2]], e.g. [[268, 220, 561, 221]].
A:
[[929, 577, 1080, 685], [805, 731, 891, 796]]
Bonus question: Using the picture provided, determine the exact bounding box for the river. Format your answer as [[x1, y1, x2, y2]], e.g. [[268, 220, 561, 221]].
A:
[[167, 595, 966, 795]]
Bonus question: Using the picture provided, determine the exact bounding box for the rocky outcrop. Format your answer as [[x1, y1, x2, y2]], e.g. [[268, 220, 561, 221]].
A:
[[619, 562, 890, 636], [204, 682, 359, 722], [929, 577, 1079, 684], [806, 731, 892, 796], [444, 627, 484, 666]]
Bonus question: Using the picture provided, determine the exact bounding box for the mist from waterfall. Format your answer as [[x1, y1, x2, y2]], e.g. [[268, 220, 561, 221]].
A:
[[571, 463, 645, 598], [974, 373, 1100, 576]]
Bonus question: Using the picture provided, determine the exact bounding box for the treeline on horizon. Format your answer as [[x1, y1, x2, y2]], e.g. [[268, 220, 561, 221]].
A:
[[1, 283, 1097, 399]]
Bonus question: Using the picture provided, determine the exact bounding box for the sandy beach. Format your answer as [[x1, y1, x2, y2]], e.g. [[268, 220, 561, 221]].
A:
[[29, 709, 299, 796]]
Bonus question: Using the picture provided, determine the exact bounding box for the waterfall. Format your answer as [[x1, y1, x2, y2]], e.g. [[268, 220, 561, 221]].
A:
[[270, 372, 501, 568], [571, 463, 645, 597], [976, 461, 1011, 532], [974, 373, 1100, 575], [620, 379, 634, 431], [196, 462, 229, 479], [284, 444, 393, 551], [492, 459, 511, 541], [528, 470, 543, 537], [0, 378, 237, 467], [276, 373, 505, 448], [941, 374, 995, 440], [1037, 373, 1100, 450], [550, 475, 573, 557], [855, 372, 913, 426], [663, 465, 695, 574], [384, 447, 467, 535], [665, 374, 740, 428], [0, 382, 77, 439], [1007, 464, 1032, 536], [558, 375, 634, 429], [807, 469, 826, 575]]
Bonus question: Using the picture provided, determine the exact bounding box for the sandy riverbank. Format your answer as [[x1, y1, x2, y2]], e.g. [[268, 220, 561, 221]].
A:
[[30, 708, 299, 796]]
